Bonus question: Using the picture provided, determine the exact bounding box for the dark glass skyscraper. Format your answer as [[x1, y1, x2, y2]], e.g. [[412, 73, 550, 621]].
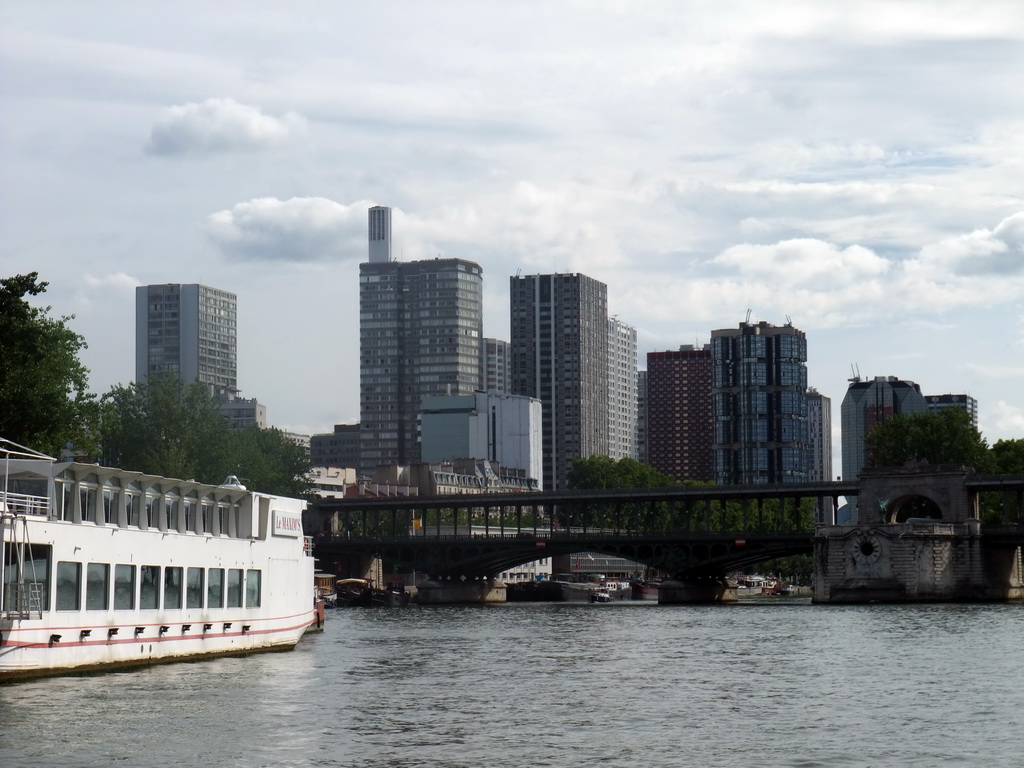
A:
[[840, 375, 926, 481], [711, 320, 809, 484], [359, 208, 482, 469]]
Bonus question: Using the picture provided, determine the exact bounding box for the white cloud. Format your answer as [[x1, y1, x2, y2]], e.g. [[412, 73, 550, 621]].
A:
[[145, 98, 306, 156], [83, 273, 139, 291], [915, 212, 1024, 277], [991, 401, 1024, 437], [207, 197, 370, 262], [69, 273, 139, 314], [712, 239, 890, 285]]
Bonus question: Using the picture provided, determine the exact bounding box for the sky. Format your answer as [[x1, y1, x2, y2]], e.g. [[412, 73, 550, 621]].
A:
[[3, 1, 1024, 471]]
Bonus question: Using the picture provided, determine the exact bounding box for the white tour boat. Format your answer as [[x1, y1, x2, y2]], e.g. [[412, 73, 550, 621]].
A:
[[1, 438, 319, 682]]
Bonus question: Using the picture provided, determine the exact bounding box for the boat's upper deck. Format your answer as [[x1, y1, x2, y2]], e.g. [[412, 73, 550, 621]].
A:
[[2, 449, 306, 542]]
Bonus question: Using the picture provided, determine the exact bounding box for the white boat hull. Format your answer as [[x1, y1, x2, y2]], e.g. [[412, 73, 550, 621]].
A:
[[2, 451, 317, 682]]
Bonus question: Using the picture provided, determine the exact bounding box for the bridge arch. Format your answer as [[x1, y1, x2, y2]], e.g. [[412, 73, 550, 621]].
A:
[[887, 494, 943, 523], [857, 464, 977, 524]]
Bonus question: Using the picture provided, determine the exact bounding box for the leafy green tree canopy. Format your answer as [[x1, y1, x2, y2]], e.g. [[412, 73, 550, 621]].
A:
[[100, 374, 312, 497], [227, 426, 314, 499], [100, 375, 232, 482], [0, 273, 97, 456], [566, 455, 676, 490], [991, 438, 1024, 474], [866, 407, 994, 472]]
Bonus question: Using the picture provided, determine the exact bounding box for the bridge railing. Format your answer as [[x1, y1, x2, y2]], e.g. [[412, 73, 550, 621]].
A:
[[311, 480, 858, 545], [324, 495, 822, 541]]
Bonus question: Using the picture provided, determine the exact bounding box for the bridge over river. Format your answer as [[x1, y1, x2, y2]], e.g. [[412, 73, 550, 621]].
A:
[[310, 467, 1024, 603]]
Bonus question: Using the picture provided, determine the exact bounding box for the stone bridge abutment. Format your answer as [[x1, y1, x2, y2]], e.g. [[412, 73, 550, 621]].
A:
[[813, 465, 1024, 603]]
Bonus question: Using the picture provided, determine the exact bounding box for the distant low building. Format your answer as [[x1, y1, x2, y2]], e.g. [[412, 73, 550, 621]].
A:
[[306, 466, 358, 499], [219, 395, 267, 430], [376, 459, 540, 497], [310, 424, 361, 469], [420, 392, 543, 490], [284, 432, 311, 454]]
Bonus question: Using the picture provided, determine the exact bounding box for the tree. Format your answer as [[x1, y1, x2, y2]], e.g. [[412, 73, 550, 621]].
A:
[[0, 273, 98, 456], [991, 438, 1024, 474], [227, 426, 313, 499], [566, 455, 675, 490], [865, 407, 994, 472], [100, 375, 231, 482], [100, 375, 313, 497]]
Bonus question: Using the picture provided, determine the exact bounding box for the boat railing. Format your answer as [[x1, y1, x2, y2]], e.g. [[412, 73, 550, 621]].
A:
[[0, 491, 50, 517], [2, 582, 44, 620]]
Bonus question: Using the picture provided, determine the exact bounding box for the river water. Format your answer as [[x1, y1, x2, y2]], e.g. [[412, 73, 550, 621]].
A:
[[2, 598, 1023, 767]]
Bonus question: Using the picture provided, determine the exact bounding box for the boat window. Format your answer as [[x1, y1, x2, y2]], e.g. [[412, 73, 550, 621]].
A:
[[140, 565, 160, 609], [245, 570, 261, 608], [2, 543, 51, 612], [186, 567, 204, 608], [185, 500, 197, 533], [56, 482, 73, 521], [208, 568, 224, 608], [80, 487, 98, 524], [145, 496, 157, 529], [126, 494, 139, 527], [218, 506, 229, 536], [62, 483, 74, 521], [162, 498, 176, 532], [114, 564, 135, 610], [86, 563, 109, 610], [201, 502, 214, 534], [102, 490, 119, 525], [164, 567, 183, 609], [226, 569, 243, 608], [56, 561, 81, 611]]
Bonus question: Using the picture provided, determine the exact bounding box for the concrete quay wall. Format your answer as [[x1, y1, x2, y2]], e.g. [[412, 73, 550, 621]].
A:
[[416, 579, 508, 604]]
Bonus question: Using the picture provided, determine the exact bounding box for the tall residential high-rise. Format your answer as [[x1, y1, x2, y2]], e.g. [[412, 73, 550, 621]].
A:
[[806, 387, 834, 523], [806, 388, 833, 482], [607, 317, 638, 460], [479, 338, 510, 394], [135, 283, 237, 396], [509, 273, 608, 491], [711, 320, 809, 485], [359, 208, 483, 470], [841, 375, 927, 481], [636, 370, 648, 464], [645, 346, 714, 482]]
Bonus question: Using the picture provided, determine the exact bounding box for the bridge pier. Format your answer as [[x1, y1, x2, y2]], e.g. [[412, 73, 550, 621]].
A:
[[416, 579, 507, 604], [814, 519, 1023, 602], [658, 577, 738, 604], [814, 466, 1024, 603]]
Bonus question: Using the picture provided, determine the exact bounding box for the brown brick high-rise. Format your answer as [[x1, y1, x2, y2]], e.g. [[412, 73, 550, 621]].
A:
[[645, 346, 714, 483]]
